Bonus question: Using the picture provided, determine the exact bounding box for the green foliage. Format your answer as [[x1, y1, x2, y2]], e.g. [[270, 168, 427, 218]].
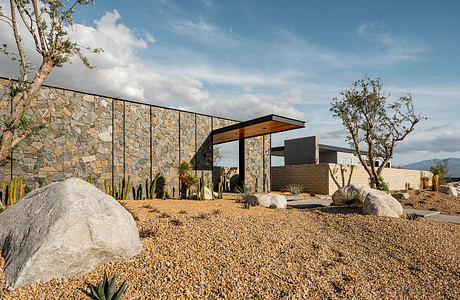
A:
[[236, 186, 258, 208], [406, 213, 420, 221], [285, 184, 303, 195], [429, 159, 450, 184], [330, 76, 424, 190], [177, 161, 196, 199], [89, 271, 128, 300]]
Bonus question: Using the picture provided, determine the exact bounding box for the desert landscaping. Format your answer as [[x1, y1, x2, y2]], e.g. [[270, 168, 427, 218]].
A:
[[1, 186, 459, 299]]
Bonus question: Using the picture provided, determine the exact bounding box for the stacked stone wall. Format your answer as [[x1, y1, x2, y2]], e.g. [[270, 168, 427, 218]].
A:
[[0, 78, 269, 198]]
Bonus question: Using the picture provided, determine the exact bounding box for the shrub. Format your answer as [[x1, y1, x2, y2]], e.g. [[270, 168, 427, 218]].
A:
[[285, 184, 304, 195], [89, 271, 128, 300], [406, 213, 420, 221]]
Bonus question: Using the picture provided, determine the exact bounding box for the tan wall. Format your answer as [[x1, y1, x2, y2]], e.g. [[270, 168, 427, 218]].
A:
[[327, 163, 432, 194], [272, 163, 432, 195], [271, 164, 330, 195]]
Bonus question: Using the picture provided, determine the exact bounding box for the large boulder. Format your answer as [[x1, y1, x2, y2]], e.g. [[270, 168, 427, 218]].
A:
[[0, 178, 142, 288], [440, 185, 458, 197], [332, 185, 403, 218], [363, 191, 403, 218], [255, 193, 287, 209], [331, 185, 373, 206], [191, 187, 218, 200]]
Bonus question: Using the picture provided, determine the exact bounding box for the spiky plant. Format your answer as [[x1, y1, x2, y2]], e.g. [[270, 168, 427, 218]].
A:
[[90, 271, 128, 300], [285, 184, 304, 195], [407, 213, 420, 221]]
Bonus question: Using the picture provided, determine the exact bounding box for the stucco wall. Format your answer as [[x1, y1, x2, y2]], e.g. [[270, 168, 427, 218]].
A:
[[0, 78, 270, 197]]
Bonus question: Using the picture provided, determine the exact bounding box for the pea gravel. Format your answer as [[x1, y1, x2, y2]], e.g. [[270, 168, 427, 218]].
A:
[[1, 198, 458, 299]]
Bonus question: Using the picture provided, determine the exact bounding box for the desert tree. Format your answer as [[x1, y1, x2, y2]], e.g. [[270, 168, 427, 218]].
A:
[[330, 76, 424, 189], [0, 0, 101, 162]]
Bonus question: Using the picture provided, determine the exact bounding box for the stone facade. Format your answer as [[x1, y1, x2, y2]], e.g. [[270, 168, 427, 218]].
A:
[[0, 78, 270, 197]]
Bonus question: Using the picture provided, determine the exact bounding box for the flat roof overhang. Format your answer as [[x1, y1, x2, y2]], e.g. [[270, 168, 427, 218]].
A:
[[212, 114, 305, 145]]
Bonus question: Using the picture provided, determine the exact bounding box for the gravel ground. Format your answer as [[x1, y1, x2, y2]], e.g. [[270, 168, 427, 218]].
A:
[[1, 198, 459, 299], [398, 190, 460, 216]]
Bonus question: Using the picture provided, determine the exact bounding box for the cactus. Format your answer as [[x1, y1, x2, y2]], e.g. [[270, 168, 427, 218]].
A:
[[136, 184, 143, 200], [122, 176, 130, 200], [132, 186, 136, 200], [218, 181, 223, 199], [151, 173, 160, 199], [145, 178, 150, 199], [162, 187, 166, 200], [4, 185, 9, 207], [432, 175, 439, 192], [255, 178, 258, 193], [200, 172, 205, 200], [18, 177, 23, 200]]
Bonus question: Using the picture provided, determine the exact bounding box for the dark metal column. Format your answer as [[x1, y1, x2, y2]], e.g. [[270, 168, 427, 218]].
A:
[[239, 138, 245, 187]]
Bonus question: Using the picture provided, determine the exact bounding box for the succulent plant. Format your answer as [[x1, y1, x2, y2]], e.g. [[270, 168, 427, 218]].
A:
[[162, 187, 166, 200], [90, 271, 128, 300], [407, 213, 420, 221]]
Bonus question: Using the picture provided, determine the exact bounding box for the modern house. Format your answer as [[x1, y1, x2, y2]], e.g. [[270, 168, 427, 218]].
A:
[[271, 136, 390, 167], [0, 77, 305, 197]]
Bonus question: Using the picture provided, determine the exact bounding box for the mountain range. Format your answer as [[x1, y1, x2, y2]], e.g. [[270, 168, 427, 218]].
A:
[[403, 158, 460, 177]]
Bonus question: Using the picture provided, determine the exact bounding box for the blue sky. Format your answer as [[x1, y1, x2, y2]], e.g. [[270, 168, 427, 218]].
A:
[[1, 0, 459, 167]]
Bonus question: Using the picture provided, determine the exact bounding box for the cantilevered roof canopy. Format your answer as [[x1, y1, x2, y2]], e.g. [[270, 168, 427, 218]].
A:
[[212, 114, 305, 145]]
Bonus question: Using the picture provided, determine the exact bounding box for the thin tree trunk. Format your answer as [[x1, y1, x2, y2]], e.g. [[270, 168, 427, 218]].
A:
[[0, 58, 54, 163]]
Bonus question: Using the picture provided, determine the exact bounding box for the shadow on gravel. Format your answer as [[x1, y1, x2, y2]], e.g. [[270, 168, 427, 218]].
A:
[[315, 206, 365, 216]]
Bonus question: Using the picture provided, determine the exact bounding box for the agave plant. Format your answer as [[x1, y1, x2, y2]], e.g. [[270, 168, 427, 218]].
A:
[[407, 213, 420, 221], [90, 271, 128, 300]]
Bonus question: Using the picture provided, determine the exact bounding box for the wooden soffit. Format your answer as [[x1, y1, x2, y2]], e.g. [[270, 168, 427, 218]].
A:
[[212, 115, 305, 145]]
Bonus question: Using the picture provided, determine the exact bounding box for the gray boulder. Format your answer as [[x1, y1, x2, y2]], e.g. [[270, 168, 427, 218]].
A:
[[391, 193, 410, 200], [332, 184, 373, 206], [439, 185, 458, 197], [363, 190, 403, 218], [0, 178, 142, 288], [332, 185, 403, 218], [255, 193, 287, 208]]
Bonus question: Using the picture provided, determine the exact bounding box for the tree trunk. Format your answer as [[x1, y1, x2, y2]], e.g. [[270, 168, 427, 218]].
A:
[[0, 58, 54, 164]]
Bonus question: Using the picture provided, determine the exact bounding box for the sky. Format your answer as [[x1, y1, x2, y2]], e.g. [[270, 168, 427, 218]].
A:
[[0, 0, 459, 167]]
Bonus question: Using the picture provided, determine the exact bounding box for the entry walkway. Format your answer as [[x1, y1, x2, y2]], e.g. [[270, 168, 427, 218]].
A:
[[287, 199, 460, 224]]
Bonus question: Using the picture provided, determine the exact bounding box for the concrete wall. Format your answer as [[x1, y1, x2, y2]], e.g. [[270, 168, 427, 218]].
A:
[[271, 163, 432, 195], [0, 78, 269, 198], [284, 136, 318, 165]]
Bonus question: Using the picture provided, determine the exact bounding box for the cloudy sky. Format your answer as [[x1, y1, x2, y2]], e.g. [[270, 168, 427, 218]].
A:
[[0, 0, 459, 166]]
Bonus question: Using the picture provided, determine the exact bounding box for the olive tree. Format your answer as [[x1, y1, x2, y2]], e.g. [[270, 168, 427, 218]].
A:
[[330, 76, 424, 189], [0, 0, 101, 163]]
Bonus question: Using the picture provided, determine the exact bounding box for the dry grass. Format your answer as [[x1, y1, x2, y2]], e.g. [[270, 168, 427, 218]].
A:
[[1, 198, 459, 299]]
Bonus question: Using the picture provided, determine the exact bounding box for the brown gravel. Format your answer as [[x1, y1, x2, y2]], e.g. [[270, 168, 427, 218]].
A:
[[1, 198, 459, 299], [398, 190, 460, 216]]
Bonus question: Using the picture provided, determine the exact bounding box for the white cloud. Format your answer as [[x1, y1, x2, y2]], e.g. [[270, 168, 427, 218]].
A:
[[170, 19, 241, 47], [188, 90, 304, 121]]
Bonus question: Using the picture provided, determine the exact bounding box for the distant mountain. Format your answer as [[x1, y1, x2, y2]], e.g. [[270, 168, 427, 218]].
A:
[[403, 158, 460, 177]]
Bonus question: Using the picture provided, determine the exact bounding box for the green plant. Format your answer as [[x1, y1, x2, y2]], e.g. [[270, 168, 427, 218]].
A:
[[218, 181, 223, 199], [407, 213, 420, 221], [285, 184, 303, 195], [162, 187, 167, 200], [255, 178, 258, 193], [87, 175, 93, 185], [89, 271, 128, 300], [177, 161, 196, 199], [430, 159, 450, 185], [330, 76, 424, 190]]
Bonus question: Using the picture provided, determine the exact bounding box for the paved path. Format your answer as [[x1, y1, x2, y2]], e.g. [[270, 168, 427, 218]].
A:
[[287, 199, 460, 224]]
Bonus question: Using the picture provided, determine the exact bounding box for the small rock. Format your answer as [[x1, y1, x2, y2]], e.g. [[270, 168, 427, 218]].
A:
[[391, 193, 410, 200]]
